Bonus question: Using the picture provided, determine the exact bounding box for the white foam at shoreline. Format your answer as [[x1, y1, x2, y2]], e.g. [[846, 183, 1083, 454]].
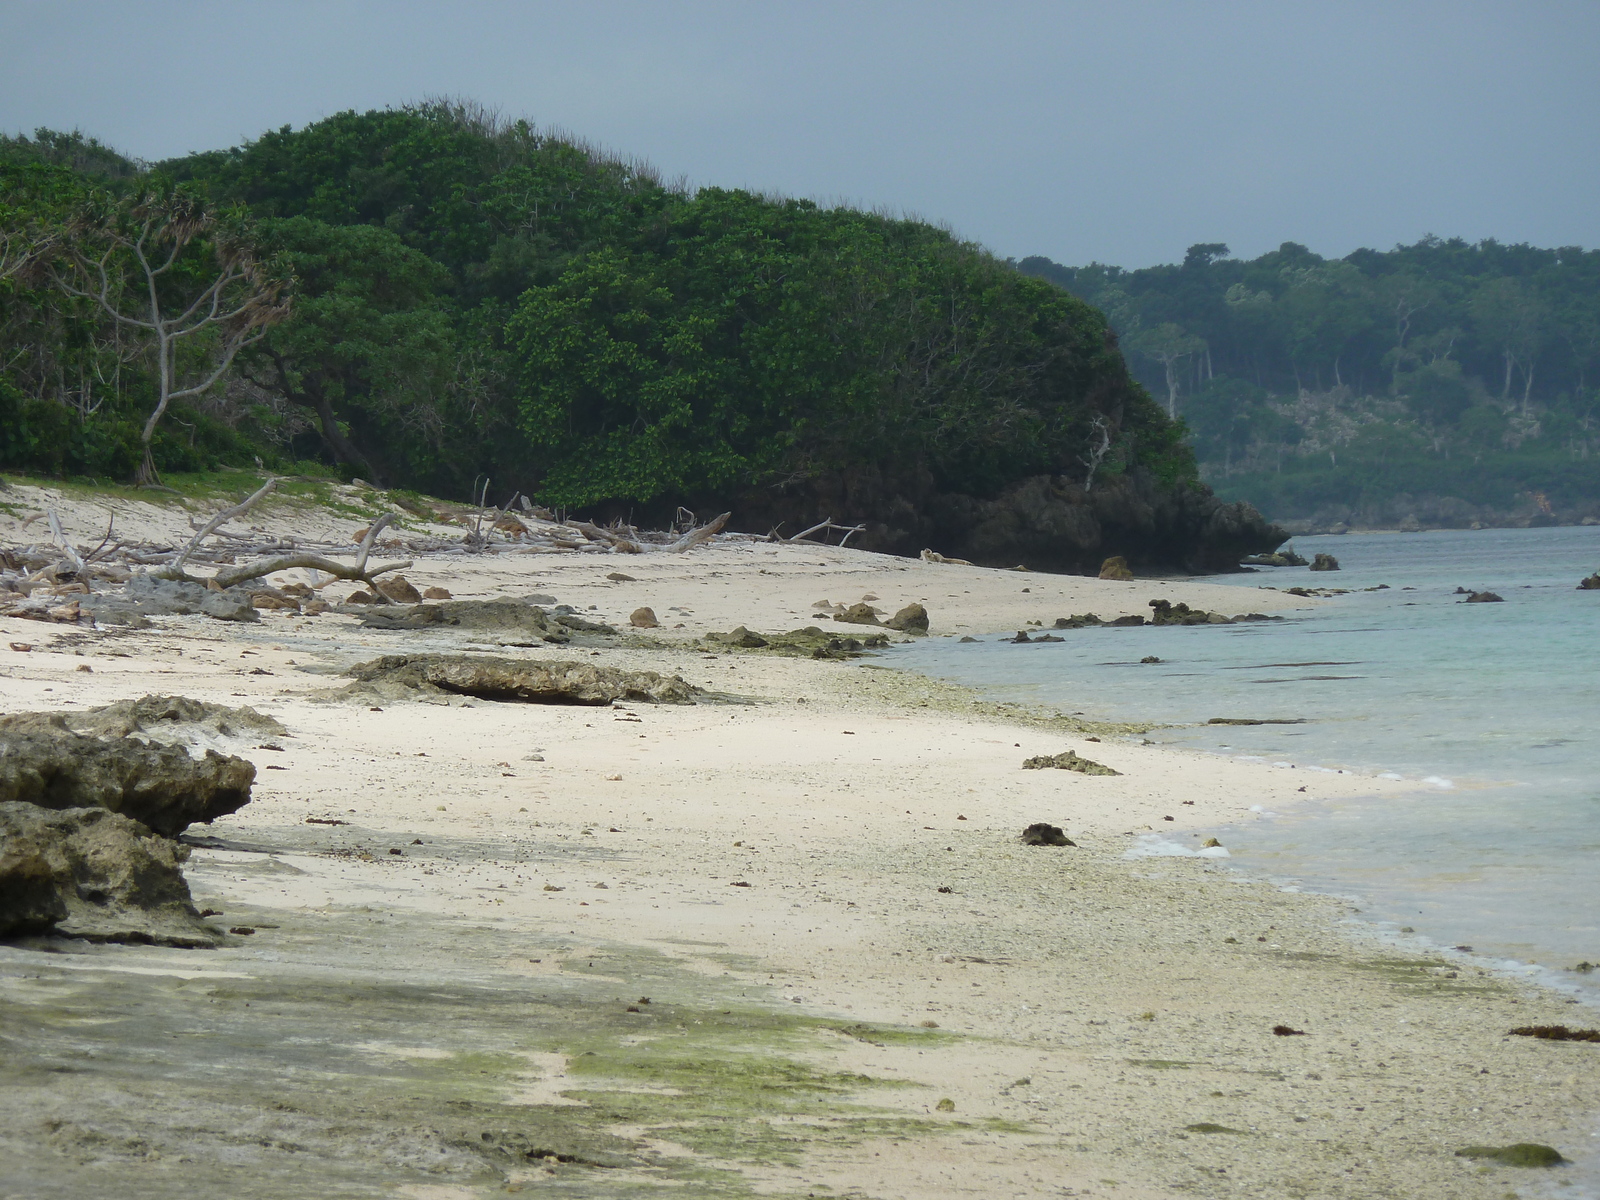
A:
[[1125, 835, 1230, 859]]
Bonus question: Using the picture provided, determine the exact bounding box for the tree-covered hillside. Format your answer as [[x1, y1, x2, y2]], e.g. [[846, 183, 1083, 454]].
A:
[[2, 103, 1279, 570], [1020, 241, 1600, 527]]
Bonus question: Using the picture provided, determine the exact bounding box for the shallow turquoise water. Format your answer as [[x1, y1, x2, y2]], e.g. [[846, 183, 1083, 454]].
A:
[[888, 525, 1600, 991]]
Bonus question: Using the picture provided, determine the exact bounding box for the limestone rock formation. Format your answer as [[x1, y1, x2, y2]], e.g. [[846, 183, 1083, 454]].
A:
[[734, 468, 1285, 574], [83, 573, 259, 624], [0, 802, 220, 946], [1098, 555, 1134, 580], [832, 603, 884, 626], [352, 599, 602, 641], [0, 695, 286, 748], [1243, 548, 1309, 567], [345, 655, 698, 705], [1308, 553, 1341, 571], [630, 607, 660, 628], [1021, 750, 1121, 776], [0, 729, 256, 836]]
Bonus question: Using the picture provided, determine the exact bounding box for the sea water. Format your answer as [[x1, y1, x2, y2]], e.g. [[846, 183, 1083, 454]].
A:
[[888, 525, 1600, 998]]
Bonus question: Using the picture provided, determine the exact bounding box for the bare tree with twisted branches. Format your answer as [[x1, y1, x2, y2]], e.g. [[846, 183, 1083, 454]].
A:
[[44, 186, 291, 485]]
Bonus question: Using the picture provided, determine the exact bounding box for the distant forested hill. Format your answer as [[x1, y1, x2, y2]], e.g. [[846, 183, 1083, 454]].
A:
[[1019, 241, 1600, 529], [0, 103, 1281, 571]]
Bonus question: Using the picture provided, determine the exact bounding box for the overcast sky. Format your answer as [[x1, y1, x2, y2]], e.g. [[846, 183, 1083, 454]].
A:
[[3, 1, 1597, 267]]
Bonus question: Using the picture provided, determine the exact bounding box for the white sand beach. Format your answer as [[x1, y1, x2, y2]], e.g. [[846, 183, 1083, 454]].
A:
[[1, 480, 1595, 1199]]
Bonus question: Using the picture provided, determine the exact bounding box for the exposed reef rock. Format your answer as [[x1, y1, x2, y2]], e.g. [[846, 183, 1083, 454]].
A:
[[82, 573, 259, 625], [1453, 1144, 1566, 1168], [832, 603, 884, 626], [351, 599, 606, 641], [1097, 555, 1134, 580], [0, 695, 285, 749], [885, 603, 929, 633], [707, 627, 889, 659], [0, 728, 256, 837], [1308, 552, 1340, 571], [0, 802, 219, 946], [344, 655, 697, 705], [1021, 822, 1076, 846], [1579, 572, 1600, 590], [1022, 750, 1121, 776], [725, 467, 1284, 574], [1243, 548, 1309, 567]]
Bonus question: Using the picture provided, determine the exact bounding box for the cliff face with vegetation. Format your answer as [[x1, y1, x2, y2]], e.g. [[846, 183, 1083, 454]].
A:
[[0, 105, 1282, 568], [1020, 239, 1600, 529]]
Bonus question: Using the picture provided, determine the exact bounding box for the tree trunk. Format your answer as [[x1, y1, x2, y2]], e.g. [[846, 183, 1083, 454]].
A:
[[306, 390, 384, 485]]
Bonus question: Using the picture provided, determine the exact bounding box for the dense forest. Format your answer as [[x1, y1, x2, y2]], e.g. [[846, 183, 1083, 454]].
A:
[[0, 102, 1277, 570], [1020, 240, 1600, 527]]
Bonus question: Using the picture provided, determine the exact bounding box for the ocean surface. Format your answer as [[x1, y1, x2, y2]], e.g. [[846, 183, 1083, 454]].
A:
[[888, 525, 1600, 999]]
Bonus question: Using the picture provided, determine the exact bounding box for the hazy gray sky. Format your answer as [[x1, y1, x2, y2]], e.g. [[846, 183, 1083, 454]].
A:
[[3, 1, 1597, 267]]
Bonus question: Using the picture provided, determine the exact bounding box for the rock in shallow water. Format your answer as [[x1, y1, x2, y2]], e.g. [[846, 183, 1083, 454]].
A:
[[0, 802, 218, 946]]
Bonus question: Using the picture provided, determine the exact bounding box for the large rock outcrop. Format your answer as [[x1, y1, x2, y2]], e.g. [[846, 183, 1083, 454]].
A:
[[0, 802, 219, 946], [0, 728, 255, 836], [723, 467, 1283, 574]]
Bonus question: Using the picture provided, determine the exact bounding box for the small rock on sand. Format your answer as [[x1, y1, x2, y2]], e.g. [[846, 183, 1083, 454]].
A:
[[1098, 555, 1134, 581], [1021, 750, 1120, 776], [376, 576, 423, 604], [1021, 822, 1075, 846], [1454, 1144, 1566, 1168], [833, 603, 883, 626], [630, 607, 660, 628], [422, 586, 452, 600]]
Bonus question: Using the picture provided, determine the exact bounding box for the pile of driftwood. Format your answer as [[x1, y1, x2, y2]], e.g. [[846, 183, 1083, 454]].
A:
[[0, 478, 740, 625]]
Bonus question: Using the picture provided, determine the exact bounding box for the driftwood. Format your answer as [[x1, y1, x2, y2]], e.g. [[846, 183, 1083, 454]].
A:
[[160, 476, 280, 579], [209, 513, 411, 596], [148, 481, 410, 597], [770, 516, 864, 548], [46, 509, 85, 574], [568, 520, 643, 554], [667, 512, 731, 553], [3, 481, 748, 625]]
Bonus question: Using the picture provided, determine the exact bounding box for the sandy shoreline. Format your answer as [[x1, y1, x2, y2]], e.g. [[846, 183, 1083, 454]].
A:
[[2, 480, 1597, 1199]]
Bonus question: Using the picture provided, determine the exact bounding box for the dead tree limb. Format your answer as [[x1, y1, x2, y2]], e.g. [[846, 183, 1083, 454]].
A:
[[210, 513, 411, 592], [665, 511, 731, 553], [159, 476, 278, 579], [209, 552, 412, 592], [46, 509, 85, 574], [783, 517, 865, 547]]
